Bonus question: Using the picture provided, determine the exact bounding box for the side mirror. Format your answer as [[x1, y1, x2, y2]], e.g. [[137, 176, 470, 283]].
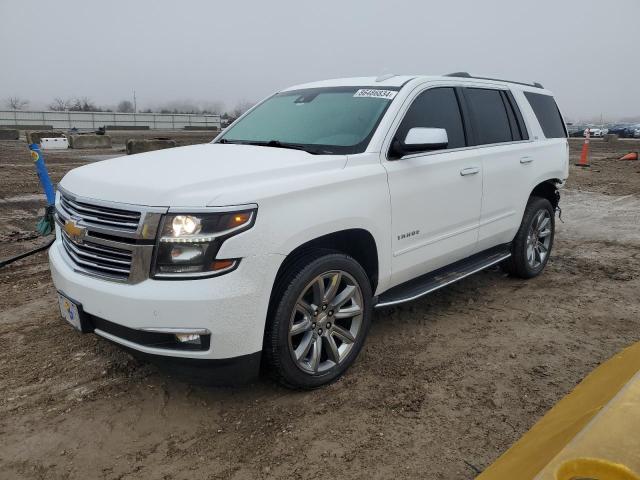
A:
[[391, 127, 448, 158]]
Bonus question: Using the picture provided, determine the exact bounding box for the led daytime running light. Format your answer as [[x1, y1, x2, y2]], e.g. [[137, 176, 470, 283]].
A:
[[160, 235, 218, 243]]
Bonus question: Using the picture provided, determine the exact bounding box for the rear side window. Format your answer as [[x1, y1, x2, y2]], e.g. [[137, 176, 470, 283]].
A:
[[464, 88, 513, 145], [395, 87, 466, 150], [524, 92, 567, 138]]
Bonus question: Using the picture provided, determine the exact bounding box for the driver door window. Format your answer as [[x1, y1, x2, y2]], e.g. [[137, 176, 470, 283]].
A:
[[393, 87, 467, 153]]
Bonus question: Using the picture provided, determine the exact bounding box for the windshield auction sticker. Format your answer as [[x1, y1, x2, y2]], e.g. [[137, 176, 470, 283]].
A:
[[353, 89, 398, 100]]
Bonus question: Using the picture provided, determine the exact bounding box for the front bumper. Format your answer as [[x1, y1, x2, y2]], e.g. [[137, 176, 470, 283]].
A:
[[49, 238, 284, 362]]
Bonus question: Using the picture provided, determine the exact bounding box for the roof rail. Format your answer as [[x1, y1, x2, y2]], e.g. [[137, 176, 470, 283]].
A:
[[444, 72, 544, 89]]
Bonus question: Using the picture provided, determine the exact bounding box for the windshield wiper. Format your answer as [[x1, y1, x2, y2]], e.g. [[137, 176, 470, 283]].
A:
[[264, 140, 322, 154], [219, 139, 326, 155]]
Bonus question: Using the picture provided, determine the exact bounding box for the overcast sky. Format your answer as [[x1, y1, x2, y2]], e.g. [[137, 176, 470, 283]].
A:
[[1, 0, 638, 121]]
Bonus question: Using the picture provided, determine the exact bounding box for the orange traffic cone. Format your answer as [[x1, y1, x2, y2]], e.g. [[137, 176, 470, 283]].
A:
[[575, 131, 590, 167], [619, 152, 638, 161]]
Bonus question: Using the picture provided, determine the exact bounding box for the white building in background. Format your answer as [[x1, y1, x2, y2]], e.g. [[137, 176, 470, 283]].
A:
[[0, 110, 221, 130]]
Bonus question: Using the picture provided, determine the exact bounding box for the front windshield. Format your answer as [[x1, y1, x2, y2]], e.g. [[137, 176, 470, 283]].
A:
[[218, 86, 399, 154]]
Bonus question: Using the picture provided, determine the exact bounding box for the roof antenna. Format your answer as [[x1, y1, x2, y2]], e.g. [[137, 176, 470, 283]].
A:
[[375, 73, 396, 82]]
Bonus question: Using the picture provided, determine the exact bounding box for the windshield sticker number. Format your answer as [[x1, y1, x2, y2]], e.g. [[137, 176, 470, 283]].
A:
[[353, 89, 397, 100]]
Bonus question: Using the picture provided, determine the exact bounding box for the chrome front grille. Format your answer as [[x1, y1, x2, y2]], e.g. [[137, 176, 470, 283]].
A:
[[59, 193, 141, 232], [61, 230, 132, 280], [55, 187, 166, 283]]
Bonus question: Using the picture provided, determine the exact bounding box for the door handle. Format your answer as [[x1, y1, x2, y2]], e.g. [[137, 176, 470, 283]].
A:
[[520, 156, 533, 164], [460, 166, 480, 176]]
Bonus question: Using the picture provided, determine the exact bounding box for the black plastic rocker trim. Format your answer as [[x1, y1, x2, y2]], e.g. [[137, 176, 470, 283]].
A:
[[375, 244, 511, 308]]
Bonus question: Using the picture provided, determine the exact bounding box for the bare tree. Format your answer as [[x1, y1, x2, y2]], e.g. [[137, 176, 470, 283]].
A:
[[69, 97, 98, 112], [49, 97, 71, 111], [6, 96, 29, 110], [154, 100, 203, 114], [117, 100, 135, 113], [231, 100, 254, 119], [202, 100, 225, 115]]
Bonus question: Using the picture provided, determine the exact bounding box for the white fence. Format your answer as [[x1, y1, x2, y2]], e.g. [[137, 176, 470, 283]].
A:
[[0, 110, 221, 130]]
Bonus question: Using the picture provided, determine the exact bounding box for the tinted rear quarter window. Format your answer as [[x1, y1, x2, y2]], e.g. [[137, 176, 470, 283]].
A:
[[395, 87, 466, 150], [464, 88, 513, 145], [524, 92, 567, 138]]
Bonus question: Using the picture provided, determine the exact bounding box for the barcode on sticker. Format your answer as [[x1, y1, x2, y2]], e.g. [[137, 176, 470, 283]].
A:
[[353, 89, 398, 100]]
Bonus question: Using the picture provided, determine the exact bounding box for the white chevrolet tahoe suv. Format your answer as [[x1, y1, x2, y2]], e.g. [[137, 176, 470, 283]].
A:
[[50, 73, 569, 389]]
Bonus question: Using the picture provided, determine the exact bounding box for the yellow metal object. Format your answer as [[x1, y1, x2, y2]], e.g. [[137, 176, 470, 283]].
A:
[[538, 371, 640, 479], [478, 341, 640, 480], [63, 219, 83, 237], [556, 458, 640, 480]]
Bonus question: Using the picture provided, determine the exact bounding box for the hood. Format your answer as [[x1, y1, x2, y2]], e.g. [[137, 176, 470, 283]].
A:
[[60, 143, 348, 207]]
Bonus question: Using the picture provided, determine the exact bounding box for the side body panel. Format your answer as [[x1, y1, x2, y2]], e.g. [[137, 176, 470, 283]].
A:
[[378, 81, 484, 289], [476, 87, 569, 251], [382, 148, 483, 287], [216, 152, 394, 295]]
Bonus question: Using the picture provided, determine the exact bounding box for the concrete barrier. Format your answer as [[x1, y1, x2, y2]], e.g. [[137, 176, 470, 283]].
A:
[[126, 138, 177, 155], [0, 129, 19, 140], [26, 130, 65, 144], [603, 134, 619, 143], [41, 137, 69, 150], [2, 125, 52, 131], [68, 134, 112, 149], [106, 125, 150, 130], [184, 126, 218, 131]]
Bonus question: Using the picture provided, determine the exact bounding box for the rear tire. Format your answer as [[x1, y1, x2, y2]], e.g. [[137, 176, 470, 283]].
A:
[[503, 196, 555, 279], [264, 251, 373, 389]]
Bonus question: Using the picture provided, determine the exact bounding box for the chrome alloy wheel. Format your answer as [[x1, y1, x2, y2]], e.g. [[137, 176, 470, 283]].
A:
[[288, 270, 364, 374], [526, 209, 552, 269]]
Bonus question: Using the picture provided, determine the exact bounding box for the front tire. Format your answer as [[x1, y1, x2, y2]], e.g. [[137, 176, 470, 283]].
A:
[[264, 251, 373, 389], [503, 196, 555, 279]]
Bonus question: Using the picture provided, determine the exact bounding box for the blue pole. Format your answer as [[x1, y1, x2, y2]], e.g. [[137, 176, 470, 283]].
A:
[[28, 143, 55, 206]]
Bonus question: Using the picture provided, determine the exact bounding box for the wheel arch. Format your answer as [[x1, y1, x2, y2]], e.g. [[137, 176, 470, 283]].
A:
[[530, 179, 562, 210], [272, 228, 379, 293]]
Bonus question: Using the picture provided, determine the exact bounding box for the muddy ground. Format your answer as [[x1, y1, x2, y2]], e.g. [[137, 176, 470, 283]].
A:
[[1, 135, 639, 480]]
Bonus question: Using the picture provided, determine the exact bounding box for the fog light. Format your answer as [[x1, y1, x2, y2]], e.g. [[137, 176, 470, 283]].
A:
[[175, 333, 201, 344]]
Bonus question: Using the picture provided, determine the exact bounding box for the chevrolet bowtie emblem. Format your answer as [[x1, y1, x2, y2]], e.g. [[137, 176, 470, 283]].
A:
[[64, 219, 87, 244]]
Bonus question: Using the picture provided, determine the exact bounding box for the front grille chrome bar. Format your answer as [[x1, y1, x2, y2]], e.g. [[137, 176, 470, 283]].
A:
[[55, 187, 167, 284], [56, 186, 166, 241], [59, 196, 140, 230]]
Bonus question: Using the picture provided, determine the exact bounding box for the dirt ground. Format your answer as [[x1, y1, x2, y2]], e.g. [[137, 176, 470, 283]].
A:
[[1, 134, 639, 480]]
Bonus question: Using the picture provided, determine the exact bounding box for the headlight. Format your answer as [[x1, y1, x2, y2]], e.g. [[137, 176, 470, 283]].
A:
[[152, 208, 256, 278]]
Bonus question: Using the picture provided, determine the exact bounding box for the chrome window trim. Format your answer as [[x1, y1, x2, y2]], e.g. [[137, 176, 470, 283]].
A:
[[394, 139, 534, 161], [381, 81, 534, 162]]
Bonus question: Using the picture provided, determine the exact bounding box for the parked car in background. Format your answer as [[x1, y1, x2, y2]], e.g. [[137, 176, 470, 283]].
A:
[[634, 125, 640, 138], [567, 125, 586, 137], [607, 124, 638, 138], [584, 127, 605, 137]]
